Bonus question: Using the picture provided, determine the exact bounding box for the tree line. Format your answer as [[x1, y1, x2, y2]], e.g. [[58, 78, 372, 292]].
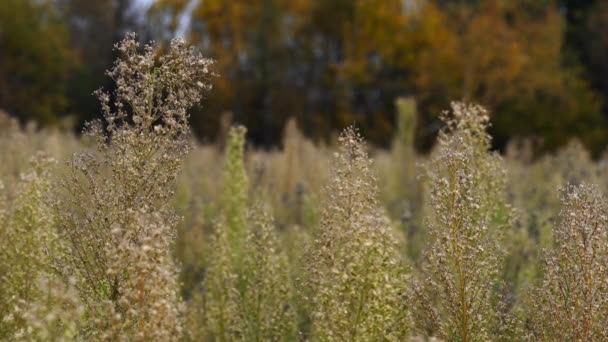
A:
[[1, 0, 607, 155]]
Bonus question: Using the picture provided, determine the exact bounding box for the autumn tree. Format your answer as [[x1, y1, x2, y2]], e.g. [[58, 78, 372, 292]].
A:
[[561, 0, 608, 114], [0, 0, 76, 124], [151, 0, 424, 147], [56, 0, 143, 126], [416, 0, 605, 154]]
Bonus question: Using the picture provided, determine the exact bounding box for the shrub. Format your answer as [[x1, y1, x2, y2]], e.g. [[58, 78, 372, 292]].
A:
[[527, 183, 608, 341], [53, 33, 213, 339], [412, 102, 513, 341], [304, 127, 409, 341], [101, 210, 184, 341]]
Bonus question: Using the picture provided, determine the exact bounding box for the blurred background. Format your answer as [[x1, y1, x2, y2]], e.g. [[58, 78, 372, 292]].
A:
[[1, 0, 607, 156]]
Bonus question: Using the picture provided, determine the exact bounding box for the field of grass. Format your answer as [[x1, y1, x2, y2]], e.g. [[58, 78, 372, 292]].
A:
[[2, 35, 608, 342]]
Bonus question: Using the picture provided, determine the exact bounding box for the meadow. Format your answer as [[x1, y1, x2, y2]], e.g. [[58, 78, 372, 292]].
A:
[[1, 35, 608, 341]]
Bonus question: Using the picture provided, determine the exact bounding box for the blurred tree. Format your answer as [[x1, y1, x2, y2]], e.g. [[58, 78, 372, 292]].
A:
[[0, 0, 76, 124], [152, 0, 422, 147], [1, 0, 606, 155], [152, 0, 294, 144], [417, 0, 605, 154], [151, 0, 606, 154], [55, 0, 142, 126], [560, 0, 608, 113], [585, 1, 608, 113], [315, 0, 418, 145]]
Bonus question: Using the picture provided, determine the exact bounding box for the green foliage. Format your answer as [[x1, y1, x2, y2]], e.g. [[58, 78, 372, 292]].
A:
[[395, 97, 417, 151], [18, 277, 84, 342], [390, 97, 425, 260], [386, 97, 418, 210]]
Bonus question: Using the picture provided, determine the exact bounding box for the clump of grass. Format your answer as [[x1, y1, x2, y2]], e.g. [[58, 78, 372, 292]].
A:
[[527, 183, 608, 341], [303, 127, 409, 341], [412, 102, 513, 341]]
